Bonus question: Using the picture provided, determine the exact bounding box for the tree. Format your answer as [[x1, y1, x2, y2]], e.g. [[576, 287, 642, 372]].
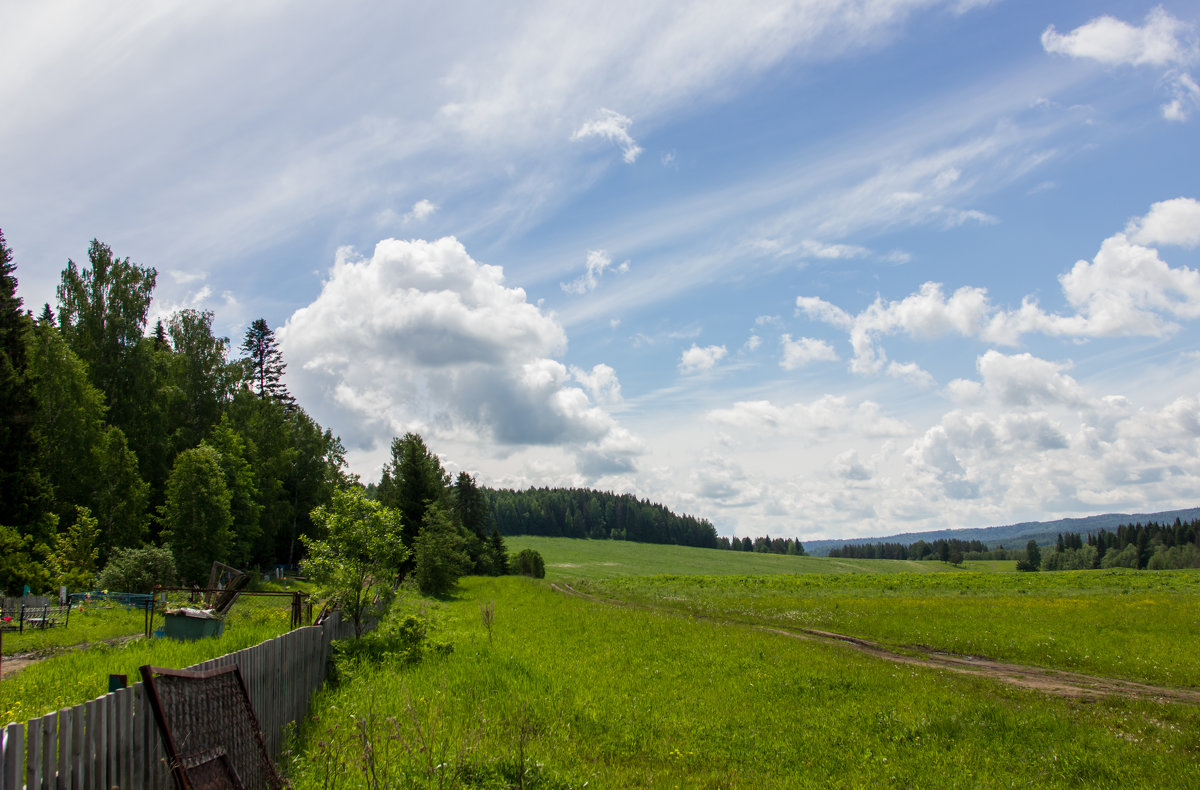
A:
[[56, 241, 158, 467], [1017, 539, 1041, 572], [240, 318, 293, 407], [301, 488, 407, 637], [453, 472, 489, 538], [377, 433, 450, 569], [485, 527, 509, 576], [95, 545, 178, 593], [513, 549, 545, 579], [0, 523, 53, 595], [207, 417, 263, 567], [165, 309, 237, 454], [0, 230, 52, 536], [49, 506, 101, 592], [26, 322, 149, 558], [161, 444, 234, 585], [86, 426, 151, 559], [412, 503, 469, 596]]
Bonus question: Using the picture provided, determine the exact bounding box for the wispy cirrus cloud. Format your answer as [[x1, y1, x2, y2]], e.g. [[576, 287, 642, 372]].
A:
[[571, 109, 643, 163], [561, 250, 630, 295]]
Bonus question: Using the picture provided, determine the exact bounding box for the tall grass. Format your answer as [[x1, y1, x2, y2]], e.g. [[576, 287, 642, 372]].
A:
[[1, 616, 287, 725], [287, 576, 1200, 788], [1, 604, 146, 656], [587, 569, 1200, 687]]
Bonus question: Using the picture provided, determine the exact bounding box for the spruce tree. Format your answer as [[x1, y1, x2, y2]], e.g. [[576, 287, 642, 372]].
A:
[[0, 231, 53, 536], [240, 318, 293, 408]]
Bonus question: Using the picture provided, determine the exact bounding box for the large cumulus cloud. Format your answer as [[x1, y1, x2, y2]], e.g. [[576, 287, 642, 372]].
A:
[[279, 236, 639, 477]]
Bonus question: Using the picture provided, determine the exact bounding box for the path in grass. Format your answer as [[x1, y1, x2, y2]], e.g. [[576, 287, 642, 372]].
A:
[[0, 633, 145, 679], [551, 582, 1200, 705]]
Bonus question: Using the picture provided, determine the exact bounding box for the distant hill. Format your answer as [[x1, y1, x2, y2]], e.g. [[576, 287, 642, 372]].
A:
[[804, 507, 1200, 557]]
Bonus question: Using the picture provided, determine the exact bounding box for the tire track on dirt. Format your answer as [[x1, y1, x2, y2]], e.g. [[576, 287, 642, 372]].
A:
[[550, 582, 1200, 704]]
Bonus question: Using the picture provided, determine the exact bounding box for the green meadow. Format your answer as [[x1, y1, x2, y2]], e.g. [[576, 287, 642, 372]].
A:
[[287, 539, 1200, 789], [504, 535, 988, 579]]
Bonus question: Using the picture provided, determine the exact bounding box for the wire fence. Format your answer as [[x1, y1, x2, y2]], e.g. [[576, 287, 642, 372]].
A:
[[149, 589, 312, 636]]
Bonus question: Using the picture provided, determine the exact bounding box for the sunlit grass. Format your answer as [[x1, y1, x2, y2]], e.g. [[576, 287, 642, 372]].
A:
[[2, 604, 146, 656], [0, 613, 291, 725], [586, 568, 1200, 687], [504, 536, 997, 580], [286, 576, 1200, 789]]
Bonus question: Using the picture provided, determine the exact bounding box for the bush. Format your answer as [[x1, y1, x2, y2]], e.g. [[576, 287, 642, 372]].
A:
[[95, 545, 177, 593], [512, 549, 545, 579], [328, 612, 440, 686]]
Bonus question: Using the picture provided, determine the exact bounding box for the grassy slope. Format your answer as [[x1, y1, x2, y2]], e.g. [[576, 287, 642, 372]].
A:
[[290, 577, 1200, 789], [504, 535, 1003, 579]]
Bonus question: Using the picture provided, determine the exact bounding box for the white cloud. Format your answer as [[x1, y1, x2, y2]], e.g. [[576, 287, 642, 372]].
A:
[[279, 236, 638, 478], [758, 238, 873, 260], [1126, 197, 1200, 247], [798, 282, 990, 374], [1042, 8, 1199, 122], [797, 198, 1200, 371], [571, 108, 643, 163], [571, 363, 623, 405], [886, 360, 935, 388], [404, 199, 438, 223], [1055, 232, 1200, 335], [679, 343, 727, 374], [833, 450, 873, 481], [1041, 8, 1195, 67], [976, 350, 1087, 408], [1162, 71, 1200, 121], [561, 250, 630, 295], [780, 334, 838, 369], [945, 377, 984, 404], [743, 334, 763, 352]]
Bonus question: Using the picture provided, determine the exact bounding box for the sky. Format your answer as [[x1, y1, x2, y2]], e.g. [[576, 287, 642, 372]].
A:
[[3, 1, 1200, 542]]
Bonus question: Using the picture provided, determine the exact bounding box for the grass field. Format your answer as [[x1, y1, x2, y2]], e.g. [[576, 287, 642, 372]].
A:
[[1, 604, 146, 656], [0, 593, 306, 725], [504, 535, 1003, 579], [288, 575, 1200, 789]]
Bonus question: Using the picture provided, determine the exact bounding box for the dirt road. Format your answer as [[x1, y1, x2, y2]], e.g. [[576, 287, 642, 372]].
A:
[[550, 582, 1200, 704]]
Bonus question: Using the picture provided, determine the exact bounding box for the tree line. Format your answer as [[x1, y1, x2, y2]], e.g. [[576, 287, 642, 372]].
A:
[[1, 233, 350, 593], [1028, 519, 1200, 571], [823, 518, 1200, 571], [827, 538, 988, 564], [0, 229, 580, 598]]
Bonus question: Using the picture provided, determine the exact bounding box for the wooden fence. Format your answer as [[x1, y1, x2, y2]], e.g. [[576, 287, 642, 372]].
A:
[[0, 611, 352, 790]]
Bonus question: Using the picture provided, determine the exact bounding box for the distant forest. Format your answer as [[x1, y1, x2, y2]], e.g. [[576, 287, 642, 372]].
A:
[[828, 518, 1200, 570], [484, 487, 808, 556], [484, 488, 721, 548]]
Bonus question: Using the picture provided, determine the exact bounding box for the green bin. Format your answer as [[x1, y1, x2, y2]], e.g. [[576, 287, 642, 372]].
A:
[[163, 611, 225, 640]]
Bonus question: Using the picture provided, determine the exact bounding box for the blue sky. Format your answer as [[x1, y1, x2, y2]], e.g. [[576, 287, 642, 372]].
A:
[[4, 1, 1200, 540]]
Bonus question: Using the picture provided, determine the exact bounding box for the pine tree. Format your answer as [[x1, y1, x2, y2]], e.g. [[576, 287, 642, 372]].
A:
[[240, 318, 293, 408], [0, 231, 53, 537]]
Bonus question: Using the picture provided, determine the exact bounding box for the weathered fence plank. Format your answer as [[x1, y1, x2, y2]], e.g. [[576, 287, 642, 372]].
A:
[[2, 722, 21, 790], [54, 708, 68, 790], [24, 714, 40, 790], [2, 612, 355, 789], [69, 705, 82, 790]]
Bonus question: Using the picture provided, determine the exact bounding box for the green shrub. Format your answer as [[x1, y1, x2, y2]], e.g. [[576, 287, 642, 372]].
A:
[[512, 548, 545, 578], [95, 544, 177, 593]]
